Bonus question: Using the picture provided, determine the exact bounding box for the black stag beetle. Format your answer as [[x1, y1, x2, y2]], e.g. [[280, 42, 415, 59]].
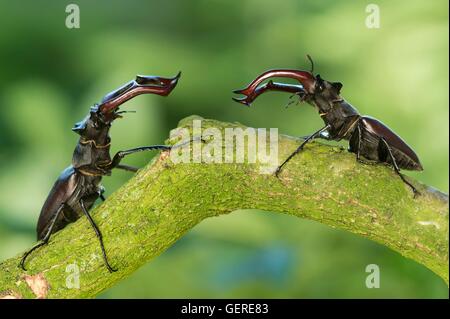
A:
[[233, 56, 422, 196], [20, 72, 181, 272]]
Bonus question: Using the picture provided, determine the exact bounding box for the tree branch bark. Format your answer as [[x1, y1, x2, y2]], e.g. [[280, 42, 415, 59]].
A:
[[0, 115, 448, 298]]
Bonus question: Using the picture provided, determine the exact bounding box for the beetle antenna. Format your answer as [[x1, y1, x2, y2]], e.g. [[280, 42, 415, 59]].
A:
[[306, 54, 314, 74]]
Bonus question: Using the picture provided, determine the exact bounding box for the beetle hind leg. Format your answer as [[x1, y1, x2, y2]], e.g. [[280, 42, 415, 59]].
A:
[[380, 138, 420, 197], [80, 198, 117, 273], [20, 203, 67, 271]]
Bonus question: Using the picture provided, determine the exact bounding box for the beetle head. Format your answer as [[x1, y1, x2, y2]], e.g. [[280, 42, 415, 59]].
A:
[[312, 74, 343, 102]]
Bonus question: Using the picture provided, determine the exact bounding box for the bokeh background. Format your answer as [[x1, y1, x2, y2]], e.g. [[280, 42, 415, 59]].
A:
[[0, 0, 448, 298]]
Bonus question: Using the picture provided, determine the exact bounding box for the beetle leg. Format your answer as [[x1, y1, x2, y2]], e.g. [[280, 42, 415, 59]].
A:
[[233, 69, 315, 104], [356, 123, 362, 161], [380, 138, 420, 197], [20, 203, 67, 271], [354, 122, 373, 164], [106, 145, 171, 170], [80, 198, 117, 273], [98, 186, 106, 202], [300, 130, 332, 142], [275, 125, 331, 177], [349, 123, 378, 166], [98, 72, 181, 118]]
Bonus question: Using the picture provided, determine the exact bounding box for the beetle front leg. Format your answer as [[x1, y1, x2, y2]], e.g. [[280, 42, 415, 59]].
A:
[[275, 125, 331, 177], [20, 203, 67, 270], [80, 197, 117, 273], [106, 145, 171, 170]]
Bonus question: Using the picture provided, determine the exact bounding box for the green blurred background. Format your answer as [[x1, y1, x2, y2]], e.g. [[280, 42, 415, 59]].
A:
[[0, 0, 448, 298]]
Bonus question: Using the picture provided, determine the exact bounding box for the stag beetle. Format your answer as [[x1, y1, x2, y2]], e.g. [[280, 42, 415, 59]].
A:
[[20, 72, 181, 272], [233, 56, 422, 196]]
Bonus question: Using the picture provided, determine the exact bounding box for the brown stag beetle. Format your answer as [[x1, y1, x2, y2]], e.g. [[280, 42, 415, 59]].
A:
[[233, 56, 422, 196], [20, 72, 181, 272]]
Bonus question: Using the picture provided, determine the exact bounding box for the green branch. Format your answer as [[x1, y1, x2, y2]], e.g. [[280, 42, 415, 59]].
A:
[[0, 115, 448, 298]]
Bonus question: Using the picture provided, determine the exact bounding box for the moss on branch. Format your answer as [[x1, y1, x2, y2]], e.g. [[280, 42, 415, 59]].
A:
[[0, 115, 448, 298]]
